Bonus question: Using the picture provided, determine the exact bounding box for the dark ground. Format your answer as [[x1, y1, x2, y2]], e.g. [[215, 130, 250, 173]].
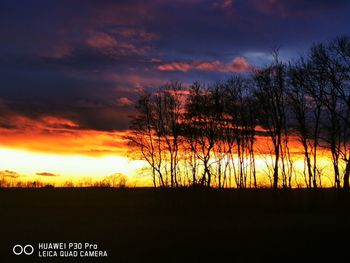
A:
[[0, 188, 349, 263]]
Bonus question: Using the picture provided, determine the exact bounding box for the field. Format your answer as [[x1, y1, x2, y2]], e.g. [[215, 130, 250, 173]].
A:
[[0, 188, 349, 262]]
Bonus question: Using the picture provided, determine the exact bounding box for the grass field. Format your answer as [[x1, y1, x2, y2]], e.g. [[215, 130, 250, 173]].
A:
[[0, 188, 349, 262]]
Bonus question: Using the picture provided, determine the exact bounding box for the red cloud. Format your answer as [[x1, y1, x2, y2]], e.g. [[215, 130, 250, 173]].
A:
[[86, 32, 148, 55], [158, 62, 193, 72], [158, 57, 251, 73], [40, 116, 79, 129], [0, 113, 129, 157], [196, 60, 222, 71], [116, 97, 134, 107], [87, 32, 118, 49], [2, 115, 80, 131], [226, 57, 251, 73]]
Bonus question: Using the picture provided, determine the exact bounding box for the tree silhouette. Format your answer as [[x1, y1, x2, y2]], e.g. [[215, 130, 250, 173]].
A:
[[288, 59, 322, 188], [127, 36, 350, 189], [184, 82, 219, 187], [254, 53, 292, 188], [127, 82, 185, 187]]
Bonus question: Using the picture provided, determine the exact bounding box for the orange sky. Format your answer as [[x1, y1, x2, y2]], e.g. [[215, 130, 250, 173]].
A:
[[0, 113, 338, 187], [0, 115, 128, 156], [0, 114, 151, 186]]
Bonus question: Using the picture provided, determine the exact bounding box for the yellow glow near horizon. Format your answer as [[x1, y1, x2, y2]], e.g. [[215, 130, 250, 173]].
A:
[[0, 147, 147, 185], [0, 144, 336, 187]]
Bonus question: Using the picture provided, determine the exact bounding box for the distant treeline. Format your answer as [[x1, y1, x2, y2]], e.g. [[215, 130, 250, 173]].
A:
[[128, 36, 350, 189], [0, 173, 128, 188]]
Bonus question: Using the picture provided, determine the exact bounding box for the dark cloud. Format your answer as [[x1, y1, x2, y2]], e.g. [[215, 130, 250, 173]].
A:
[[0, 99, 134, 132], [36, 172, 59, 177], [0, 0, 349, 132]]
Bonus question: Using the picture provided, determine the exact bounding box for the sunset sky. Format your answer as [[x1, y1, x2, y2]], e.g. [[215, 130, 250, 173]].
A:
[[0, 0, 349, 185]]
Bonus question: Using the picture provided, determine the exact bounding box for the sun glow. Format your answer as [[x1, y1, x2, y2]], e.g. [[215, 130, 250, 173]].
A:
[[0, 132, 336, 188], [0, 147, 147, 186]]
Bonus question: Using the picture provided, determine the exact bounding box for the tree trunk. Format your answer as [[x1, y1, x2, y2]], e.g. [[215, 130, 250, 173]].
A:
[[273, 150, 279, 189], [343, 161, 350, 189]]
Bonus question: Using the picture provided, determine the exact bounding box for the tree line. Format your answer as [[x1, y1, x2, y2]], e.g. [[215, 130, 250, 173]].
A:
[[127, 36, 350, 189]]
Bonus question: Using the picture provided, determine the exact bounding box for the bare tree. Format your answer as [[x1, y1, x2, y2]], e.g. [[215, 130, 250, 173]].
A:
[[127, 35, 350, 189], [222, 77, 257, 188], [306, 42, 349, 188], [254, 53, 292, 188], [288, 59, 323, 188], [330, 36, 350, 189], [184, 82, 220, 187], [155, 82, 184, 187], [127, 82, 186, 187], [127, 93, 165, 187]]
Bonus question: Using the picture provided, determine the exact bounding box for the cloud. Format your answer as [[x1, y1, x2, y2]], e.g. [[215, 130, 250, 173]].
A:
[[225, 57, 252, 73], [1, 0, 350, 148], [0, 122, 129, 156], [116, 97, 134, 107], [0, 103, 130, 156], [0, 94, 137, 132], [40, 116, 79, 129], [36, 172, 59, 177], [158, 57, 251, 73], [0, 170, 20, 178], [0, 113, 80, 132], [86, 31, 149, 56], [158, 62, 193, 72], [110, 73, 167, 94], [87, 32, 118, 49]]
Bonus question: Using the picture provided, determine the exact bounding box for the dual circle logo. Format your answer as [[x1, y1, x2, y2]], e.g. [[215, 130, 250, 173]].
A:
[[13, 244, 34, 256]]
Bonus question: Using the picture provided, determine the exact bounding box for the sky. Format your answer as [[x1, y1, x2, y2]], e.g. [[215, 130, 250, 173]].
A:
[[0, 0, 349, 185]]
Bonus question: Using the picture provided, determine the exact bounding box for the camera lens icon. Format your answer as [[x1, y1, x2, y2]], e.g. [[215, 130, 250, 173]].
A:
[[13, 245, 34, 255]]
